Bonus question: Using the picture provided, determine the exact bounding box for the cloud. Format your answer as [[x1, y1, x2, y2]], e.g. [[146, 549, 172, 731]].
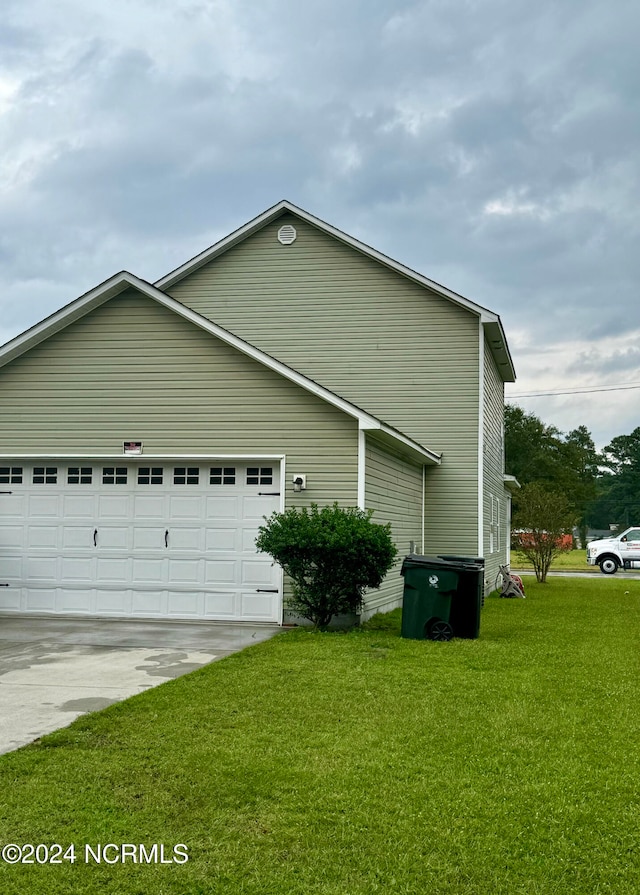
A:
[[567, 339, 640, 376], [0, 0, 639, 447]]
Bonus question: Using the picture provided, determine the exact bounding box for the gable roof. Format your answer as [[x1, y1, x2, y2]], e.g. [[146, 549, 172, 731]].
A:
[[155, 199, 516, 382], [0, 271, 441, 467]]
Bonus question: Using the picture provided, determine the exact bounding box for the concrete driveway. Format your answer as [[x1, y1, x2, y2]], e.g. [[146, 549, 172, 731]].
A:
[[0, 617, 281, 755]]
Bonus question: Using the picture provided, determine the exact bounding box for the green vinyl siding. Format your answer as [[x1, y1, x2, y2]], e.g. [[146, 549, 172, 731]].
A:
[[363, 437, 423, 619], [483, 334, 509, 591], [0, 290, 359, 509], [168, 213, 480, 556]]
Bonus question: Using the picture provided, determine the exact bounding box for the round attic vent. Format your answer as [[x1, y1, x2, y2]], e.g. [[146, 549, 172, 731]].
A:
[[277, 224, 297, 245]]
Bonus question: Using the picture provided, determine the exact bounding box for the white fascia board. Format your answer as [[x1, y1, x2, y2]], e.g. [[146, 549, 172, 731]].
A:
[[364, 422, 441, 466], [0, 272, 137, 368], [357, 429, 366, 510], [478, 325, 485, 558]]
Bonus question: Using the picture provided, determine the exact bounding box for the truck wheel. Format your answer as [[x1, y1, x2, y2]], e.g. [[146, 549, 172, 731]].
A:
[[599, 556, 619, 575]]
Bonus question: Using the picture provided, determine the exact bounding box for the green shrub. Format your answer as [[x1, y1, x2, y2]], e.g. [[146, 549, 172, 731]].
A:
[[255, 503, 398, 628]]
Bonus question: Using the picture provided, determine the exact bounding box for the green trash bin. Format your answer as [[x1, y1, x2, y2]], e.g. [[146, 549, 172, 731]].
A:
[[400, 555, 460, 641], [438, 555, 484, 639]]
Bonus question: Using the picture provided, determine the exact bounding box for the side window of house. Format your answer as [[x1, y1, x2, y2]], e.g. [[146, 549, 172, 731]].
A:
[[489, 494, 500, 553]]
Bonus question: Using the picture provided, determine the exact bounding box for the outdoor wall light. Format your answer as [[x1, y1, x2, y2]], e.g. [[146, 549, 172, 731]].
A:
[[292, 474, 307, 492]]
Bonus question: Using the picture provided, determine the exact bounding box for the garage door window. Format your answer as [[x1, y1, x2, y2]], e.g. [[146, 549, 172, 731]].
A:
[[173, 467, 199, 485], [210, 467, 236, 485], [0, 466, 23, 484], [67, 467, 93, 484], [247, 467, 273, 485], [33, 466, 57, 484], [103, 467, 128, 485], [138, 467, 163, 485]]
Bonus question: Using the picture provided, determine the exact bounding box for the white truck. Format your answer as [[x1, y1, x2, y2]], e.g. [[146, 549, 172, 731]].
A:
[[586, 527, 640, 574]]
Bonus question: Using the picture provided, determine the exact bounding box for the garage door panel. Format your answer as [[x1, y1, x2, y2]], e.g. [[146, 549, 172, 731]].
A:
[[133, 527, 166, 550], [61, 556, 94, 581], [241, 560, 277, 586], [29, 526, 60, 549], [167, 559, 201, 584], [240, 591, 278, 621], [0, 585, 22, 610], [169, 527, 204, 551], [27, 557, 59, 580], [58, 588, 93, 613], [167, 592, 201, 617], [98, 495, 131, 519], [204, 591, 236, 618], [95, 589, 131, 614], [132, 590, 167, 615], [63, 495, 95, 518], [97, 527, 130, 550], [205, 560, 237, 584], [3, 557, 23, 578], [1, 493, 26, 515], [29, 496, 60, 518], [206, 495, 241, 520], [170, 496, 205, 520], [2, 524, 26, 549], [241, 527, 262, 552], [242, 496, 279, 520], [0, 460, 282, 622], [205, 528, 238, 552], [25, 588, 56, 612], [62, 526, 94, 549], [132, 558, 165, 583], [133, 494, 166, 519], [97, 558, 129, 583]]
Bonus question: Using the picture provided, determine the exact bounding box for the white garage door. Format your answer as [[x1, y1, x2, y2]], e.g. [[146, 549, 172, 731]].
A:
[[0, 461, 282, 622]]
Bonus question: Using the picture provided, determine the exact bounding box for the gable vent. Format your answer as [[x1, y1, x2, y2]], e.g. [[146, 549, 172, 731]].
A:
[[277, 224, 297, 245]]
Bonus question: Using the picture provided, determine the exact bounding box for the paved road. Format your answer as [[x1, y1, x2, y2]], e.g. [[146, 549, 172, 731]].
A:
[[516, 568, 640, 579]]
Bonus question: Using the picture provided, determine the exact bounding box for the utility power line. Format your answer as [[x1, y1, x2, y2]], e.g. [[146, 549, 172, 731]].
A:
[[508, 382, 640, 399]]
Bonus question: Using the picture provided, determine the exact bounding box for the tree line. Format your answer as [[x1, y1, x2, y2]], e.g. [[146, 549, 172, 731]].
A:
[[505, 405, 640, 546]]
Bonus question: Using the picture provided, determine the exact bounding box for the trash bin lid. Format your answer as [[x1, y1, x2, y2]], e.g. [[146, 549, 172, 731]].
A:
[[437, 554, 485, 568], [401, 554, 471, 574]]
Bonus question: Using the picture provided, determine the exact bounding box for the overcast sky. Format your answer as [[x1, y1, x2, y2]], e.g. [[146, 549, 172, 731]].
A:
[[1, 0, 638, 450]]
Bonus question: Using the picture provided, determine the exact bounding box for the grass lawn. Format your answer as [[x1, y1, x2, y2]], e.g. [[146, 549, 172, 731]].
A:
[[511, 548, 591, 572], [1, 577, 639, 894]]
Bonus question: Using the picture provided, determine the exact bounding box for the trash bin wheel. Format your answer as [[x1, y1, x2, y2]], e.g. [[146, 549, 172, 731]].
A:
[[427, 619, 453, 641]]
